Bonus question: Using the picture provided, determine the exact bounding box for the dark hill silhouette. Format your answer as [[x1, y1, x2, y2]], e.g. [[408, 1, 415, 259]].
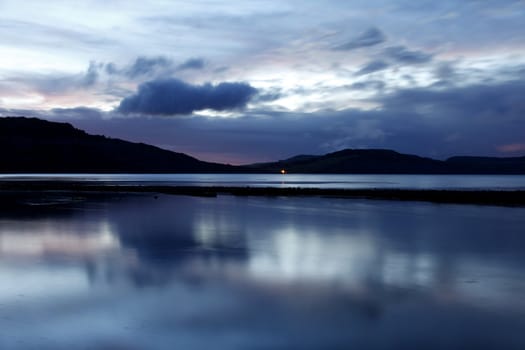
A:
[[248, 149, 448, 174], [445, 155, 525, 174], [0, 117, 236, 173], [248, 149, 525, 174], [1, 116, 524, 174]]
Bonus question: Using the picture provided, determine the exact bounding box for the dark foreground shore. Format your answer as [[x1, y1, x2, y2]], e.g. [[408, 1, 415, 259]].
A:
[[0, 180, 524, 206]]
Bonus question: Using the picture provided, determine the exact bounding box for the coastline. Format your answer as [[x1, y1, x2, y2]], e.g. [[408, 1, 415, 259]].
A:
[[1, 181, 524, 207]]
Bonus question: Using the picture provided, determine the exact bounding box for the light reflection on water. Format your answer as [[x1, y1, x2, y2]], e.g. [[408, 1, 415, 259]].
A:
[[0, 194, 525, 349]]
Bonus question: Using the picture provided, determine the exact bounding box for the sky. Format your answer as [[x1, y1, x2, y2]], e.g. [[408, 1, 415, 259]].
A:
[[1, 0, 525, 164]]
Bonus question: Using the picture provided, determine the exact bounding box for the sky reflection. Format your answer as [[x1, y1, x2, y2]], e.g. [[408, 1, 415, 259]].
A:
[[247, 226, 378, 284], [1, 194, 525, 349], [0, 220, 119, 258]]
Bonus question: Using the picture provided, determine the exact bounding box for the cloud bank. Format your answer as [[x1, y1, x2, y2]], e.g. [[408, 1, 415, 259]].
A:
[[117, 78, 258, 115]]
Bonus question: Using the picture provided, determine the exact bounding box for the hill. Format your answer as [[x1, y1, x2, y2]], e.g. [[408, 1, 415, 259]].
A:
[[248, 149, 525, 174], [445, 156, 525, 174], [247, 149, 447, 174], [0, 117, 236, 173], [1, 116, 524, 174]]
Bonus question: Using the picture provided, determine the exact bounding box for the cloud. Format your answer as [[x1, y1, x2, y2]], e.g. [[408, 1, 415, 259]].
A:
[[103, 56, 206, 79], [177, 58, 205, 71], [0, 19, 115, 49], [3, 61, 105, 97], [435, 62, 456, 80], [252, 87, 282, 103], [125, 56, 173, 78], [355, 60, 390, 76], [117, 78, 258, 115], [81, 61, 101, 87], [383, 46, 433, 64], [350, 80, 386, 91], [380, 79, 525, 120], [108, 77, 525, 161], [105, 62, 119, 75], [0, 106, 105, 120], [334, 27, 386, 50], [49, 107, 105, 119], [5, 76, 525, 163]]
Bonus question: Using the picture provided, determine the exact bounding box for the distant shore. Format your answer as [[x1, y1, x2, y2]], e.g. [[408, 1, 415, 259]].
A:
[[0, 181, 524, 207]]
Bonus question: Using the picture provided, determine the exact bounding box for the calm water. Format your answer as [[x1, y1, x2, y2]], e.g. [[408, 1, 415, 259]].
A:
[[0, 193, 524, 349], [1, 173, 525, 189]]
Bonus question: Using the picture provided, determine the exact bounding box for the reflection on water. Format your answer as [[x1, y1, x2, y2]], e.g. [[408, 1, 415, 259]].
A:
[[3, 173, 525, 189], [0, 221, 119, 258], [1, 194, 525, 349], [247, 226, 378, 284]]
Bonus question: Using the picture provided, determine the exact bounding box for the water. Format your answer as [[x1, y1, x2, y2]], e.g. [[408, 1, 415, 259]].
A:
[[1, 173, 525, 189], [0, 193, 524, 349]]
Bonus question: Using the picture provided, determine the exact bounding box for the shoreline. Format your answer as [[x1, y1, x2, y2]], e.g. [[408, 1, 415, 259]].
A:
[[0, 181, 524, 206]]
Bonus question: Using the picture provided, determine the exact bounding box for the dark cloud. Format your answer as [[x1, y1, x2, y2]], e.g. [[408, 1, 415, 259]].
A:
[[334, 27, 386, 50], [383, 46, 433, 64], [117, 78, 258, 115], [355, 60, 390, 76], [177, 58, 205, 71], [125, 56, 173, 78]]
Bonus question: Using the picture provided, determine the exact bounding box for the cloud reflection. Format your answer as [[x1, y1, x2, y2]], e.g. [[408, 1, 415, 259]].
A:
[[247, 226, 378, 284], [0, 221, 119, 258], [1, 194, 525, 348]]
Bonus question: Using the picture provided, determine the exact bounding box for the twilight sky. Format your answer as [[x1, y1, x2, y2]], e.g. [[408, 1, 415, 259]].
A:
[[1, 0, 525, 164]]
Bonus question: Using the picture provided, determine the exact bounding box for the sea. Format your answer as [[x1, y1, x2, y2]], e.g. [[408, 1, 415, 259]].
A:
[[0, 174, 524, 349], [1, 173, 525, 190]]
